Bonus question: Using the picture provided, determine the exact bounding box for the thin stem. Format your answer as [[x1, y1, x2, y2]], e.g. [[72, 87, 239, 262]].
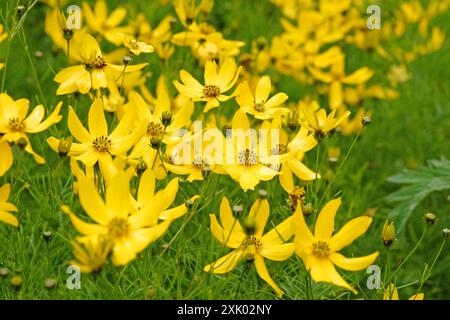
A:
[[416, 239, 446, 294], [20, 28, 46, 105], [385, 225, 428, 287]]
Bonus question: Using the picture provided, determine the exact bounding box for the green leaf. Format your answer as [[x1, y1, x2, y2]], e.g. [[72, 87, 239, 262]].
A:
[[386, 158, 450, 232]]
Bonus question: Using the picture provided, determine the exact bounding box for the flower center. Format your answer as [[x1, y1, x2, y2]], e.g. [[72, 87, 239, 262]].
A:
[[147, 121, 164, 138], [92, 136, 112, 153], [203, 85, 220, 98], [8, 117, 25, 132], [129, 39, 139, 49], [108, 217, 130, 239], [254, 103, 265, 112], [242, 235, 262, 259], [312, 240, 330, 258], [84, 55, 107, 71], [193, 156, 210, 170], [237, 149, 257, 165], [270, 143, 288, 155]]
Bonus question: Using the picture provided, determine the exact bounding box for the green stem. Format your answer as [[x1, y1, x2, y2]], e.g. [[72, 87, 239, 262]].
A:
[[385, 225, 428, 287], [20, 28, 46, 105], [416, 239, 446, 294]]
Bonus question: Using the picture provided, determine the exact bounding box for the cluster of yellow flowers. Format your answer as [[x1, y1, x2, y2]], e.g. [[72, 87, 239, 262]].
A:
[[0, 0, 447, 298]]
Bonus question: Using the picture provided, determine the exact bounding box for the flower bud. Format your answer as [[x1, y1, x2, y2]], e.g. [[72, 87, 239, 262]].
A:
[[150, 137, 161, 150], [17, 5, 26, 18], [63, 28, 74, 41], [302, 202, 314, 217], [362, 116, 372, 126], [258, 189, 268, 199], [123, 55, 132, 65], [161, 111, 173, 127], [442, 228, 449, 239], [11, 275, 23, 289], [232, 205, 243, 218], [244, 216, 256, 235], [44, 278, 57, 290], [185, 199, 195, 209], [42, 231, 53, 241], [16, 137, 28, 149], [58, 137, 72, 157], [424, 212, 437, 225], [289, 186, 305, 212], [0, 267, 9, 278], [135, 159, 148, 176], [382, 220, 395, 247]]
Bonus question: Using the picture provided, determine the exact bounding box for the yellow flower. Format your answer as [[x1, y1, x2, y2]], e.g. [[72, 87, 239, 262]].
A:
[[381, 220, 395, 248], [383, 283, 424, 300], [294, 198, 379, 293], [62, 170, 184, 266], [236, 76, 289, 120], [71, 235, 112, 273], [173, 58, 242, 112], [47, 99, 143, 171], [0, 93, 63, 164], [54, 33, 147, 95], [82, 0, 131, 45], [204, 197, 295, 298], [119, 33, 154, 56], [298, 100, 350, 138], [128, 14, 173, 47], [308, 56, 374, 109], [223, 110, 279, 191], [0, 141, 13, 176], [0, 184, 19, 227]]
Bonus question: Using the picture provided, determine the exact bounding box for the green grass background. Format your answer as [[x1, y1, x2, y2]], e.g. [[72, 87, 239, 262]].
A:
[[0, 0, 449, 299]]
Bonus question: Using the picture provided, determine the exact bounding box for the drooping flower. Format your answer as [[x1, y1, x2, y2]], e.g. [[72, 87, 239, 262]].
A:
[[383, 283, 424, 300], [63, 170, 188, 266], [204, 197, 295, 298], [173, 58, 242, 112], [294, 198, 379, 293]]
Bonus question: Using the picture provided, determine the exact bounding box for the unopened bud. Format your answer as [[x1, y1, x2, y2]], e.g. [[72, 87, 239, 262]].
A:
[[58, 137, 72, 157], [0, 267, 9, 278], [16, 137, 28, 149], [443, 228, 450, 239], [44, 278, 57, 290], [258, 189, 268, 199], [150, 137, 161, 150], [63, 28, 74, 41], [161, 111, 173, 127], [185, 199, 195, 209], [382, 220, 395, 247], [11, 275, 23, 288], [424, 212, 437, 225], [362, 116, 372, 127], [302, 202, 314, 217], [244, 216, 256, 235], [42, 231, 53, 241], [135, 159, 148, 176], [17, 5, 26, 18], [123, 55, 132, 65], [232, 205, 243, 218]]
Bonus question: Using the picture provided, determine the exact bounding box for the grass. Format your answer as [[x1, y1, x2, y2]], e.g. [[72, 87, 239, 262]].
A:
[[0, 0, 449, 299]]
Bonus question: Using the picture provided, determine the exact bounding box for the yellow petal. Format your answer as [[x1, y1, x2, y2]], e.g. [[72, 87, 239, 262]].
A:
[[0, 183, 11, 202], [0, 210, 19, 227], [68, 106, 92, 143], [264, 92, 288, 109], [330, 216, 372, 251], [314, 198, 341, 240], [106, 171, 132, 217], [309, 256, 356, 293], [137, 169, 155, 205], [260, 243, 294, 261], [204, 250, 242, 274], [342, 67, 374, 84], [88, 99, 108, 137], [77, 177, 110, 224], [254, 254, 284, 298], [329, 252, 379, 271], [409, 293, 424, 300], [293, 205, 315, 258], [262, 215, 295, 245], [204, 60, 218, 85], [219, 197, 246, 239], [209, 214, 245, 248], [248, 198, 270, 237], [329, 81, 343, 109], [62, 205, 106, 235], [0, 142, 13, 176], [255, 76, 271, 104]]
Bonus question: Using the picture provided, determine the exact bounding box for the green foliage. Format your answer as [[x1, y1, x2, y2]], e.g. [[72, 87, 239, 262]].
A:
[[387, 158, 450, 231]]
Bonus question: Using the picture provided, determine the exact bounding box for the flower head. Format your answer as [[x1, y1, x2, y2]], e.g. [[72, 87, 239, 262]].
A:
[[294, 198, 379, 293], [174, 58, 242, 112], [204, 197, 295, 297]]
